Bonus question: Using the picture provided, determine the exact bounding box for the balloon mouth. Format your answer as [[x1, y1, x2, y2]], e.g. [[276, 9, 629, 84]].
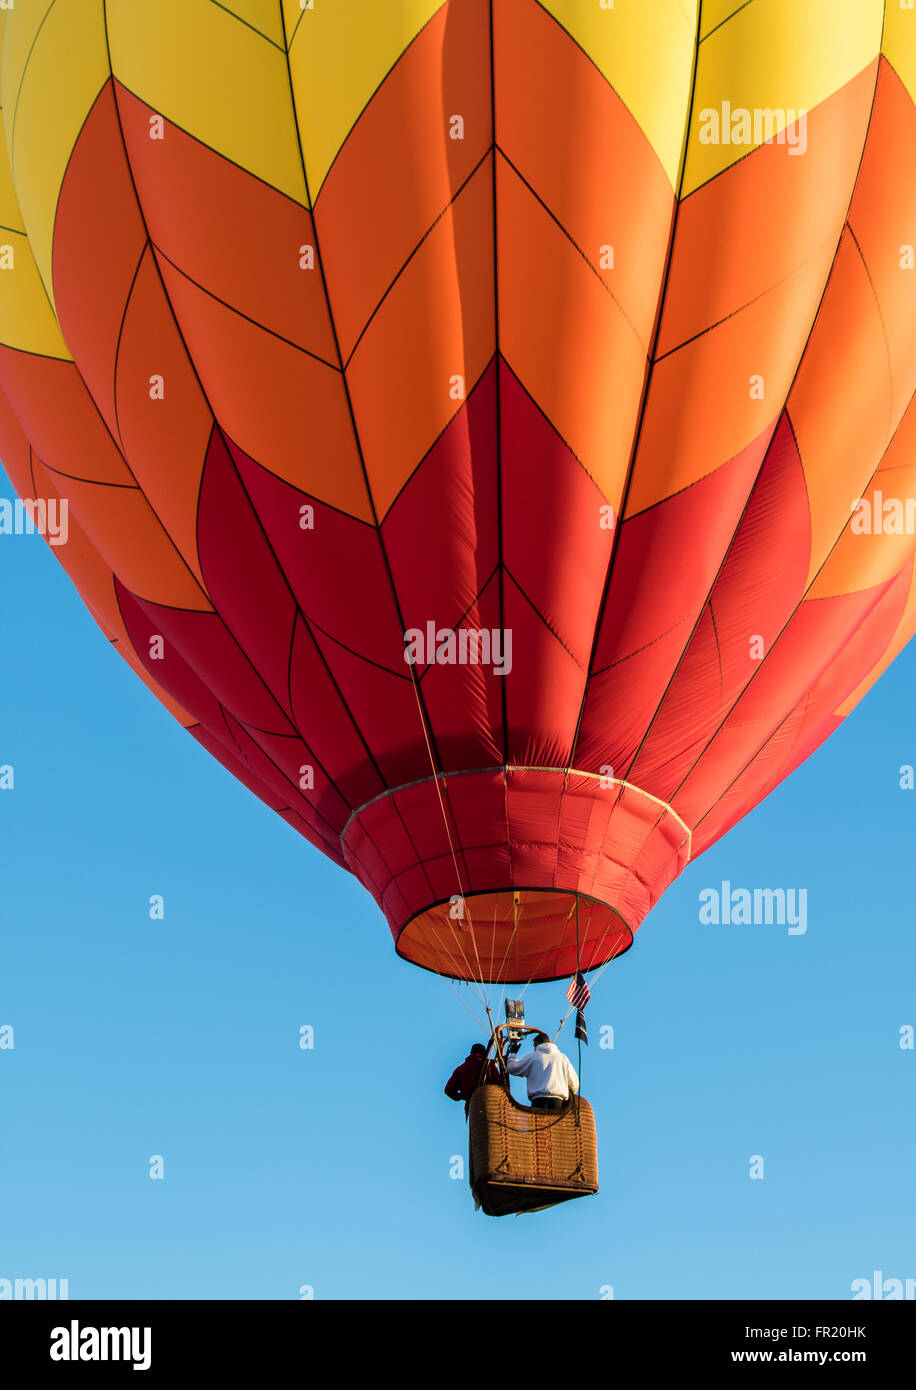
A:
[[395, 888, 634, 985], [340, 765, 691, 983]]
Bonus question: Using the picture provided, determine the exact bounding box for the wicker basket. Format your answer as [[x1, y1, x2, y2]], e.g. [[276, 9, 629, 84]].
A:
[[468, 1085, 598, 1216]]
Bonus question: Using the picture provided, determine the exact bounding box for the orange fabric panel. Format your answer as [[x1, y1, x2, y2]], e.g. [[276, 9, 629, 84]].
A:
[[155, 254, 372, 521], [789, 231, 896, 583], [834, 553, 916, 716], [656, 63, 875, 356], [0, 348, 132, 486], [497, 153, 647, 504], [809, 394, 916, 600], [495, 0, 674, 350], [0, 394, 113, 642], [0, 382, 37, 491], [843, 58, 916, 426], [314, 0, 492, 361], [115, 245, 212, 587], [37, 465, 208, 612], [345, 155, 496, 519], [50, 82, 148, 440], [626, 63, 879, 518], [625, 247, 833, 517], [793, 60, 916, 591], [398, 889, 627, 981], [114, 83, 337, 363], [28, 457, 196, 727], [0, 391, 196, 725]]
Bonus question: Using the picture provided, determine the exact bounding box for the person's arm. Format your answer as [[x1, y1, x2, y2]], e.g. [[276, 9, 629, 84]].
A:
[[566, 1057, 580, 1094], [444, 1068, 463, 1101], [506, 1054, 529, 1077]]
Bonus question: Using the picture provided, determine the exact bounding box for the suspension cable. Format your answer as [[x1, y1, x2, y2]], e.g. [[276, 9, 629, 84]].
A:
[[404, 653, 489, 1007]]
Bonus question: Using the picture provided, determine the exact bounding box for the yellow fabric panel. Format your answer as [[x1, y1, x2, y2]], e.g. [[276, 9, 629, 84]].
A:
[[280, 0, 309, 42], [883, 0, 916, 103], [0, 0, 50, 121], [0, 226, 70, 356], [684, 0, 883, 195], [834, 555, 916, 717], [285, 0, 445, 195], [0, 137, 17, 225], [0, 16, 71, 358], [105, 0, 307, 205], [699, 1, 751, 41], [219, 0, 287, 48], [540, 0, 698, 189], [0, 16, 23, 233], [2, 0, 109, 306]]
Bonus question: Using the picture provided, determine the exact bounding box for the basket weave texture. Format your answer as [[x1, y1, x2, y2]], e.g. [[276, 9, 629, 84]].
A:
[[468, 1085, 598, 1196]]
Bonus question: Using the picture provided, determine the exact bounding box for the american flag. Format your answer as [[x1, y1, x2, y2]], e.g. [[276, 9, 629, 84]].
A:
[[566, 970, 590, 1010]]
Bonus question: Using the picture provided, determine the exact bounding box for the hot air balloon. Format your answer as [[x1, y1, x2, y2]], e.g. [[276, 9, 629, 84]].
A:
[[2, 0, 915, 1049]]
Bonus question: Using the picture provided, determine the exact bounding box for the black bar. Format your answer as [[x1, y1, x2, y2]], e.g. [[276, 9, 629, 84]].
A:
[[2, 1299, 914, 1375]]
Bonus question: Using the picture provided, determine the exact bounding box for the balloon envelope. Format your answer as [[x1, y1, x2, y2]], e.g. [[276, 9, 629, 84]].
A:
[[1, 1, 914, 981]]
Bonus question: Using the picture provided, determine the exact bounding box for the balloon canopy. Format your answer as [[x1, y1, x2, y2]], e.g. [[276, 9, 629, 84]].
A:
[[1, 1, 915, 983]]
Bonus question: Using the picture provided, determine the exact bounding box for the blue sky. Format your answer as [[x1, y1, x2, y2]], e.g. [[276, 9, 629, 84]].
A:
[[1, 460, 914, 1301]]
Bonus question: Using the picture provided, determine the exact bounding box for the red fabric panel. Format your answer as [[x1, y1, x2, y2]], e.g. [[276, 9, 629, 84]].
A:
[[383, 360, 499, 625], [309, 628, 430, 785], [277, 809, 346, 868], [414, 568, 506, 770], [288, 614, 386, 810], [191, 729, 345, 867], [691, 567, 911, 853], [196, 429, 298, 722], [230, 441, 404, 674], [116, 580, 228, 730], [128, 596, 292, 734], [383, 362, 502, 768], [219, 712, 343, 849], [674, 581, 900, 827], [689, 701, 812, 858], [502, 572, 585, 766], [117, 580, 343, 858], [235, 724, 350, 827], [341, 767, 689, 978], [500, 362, 613, 670], [575, 426, 772, 772], [628, 413, 811, 799]]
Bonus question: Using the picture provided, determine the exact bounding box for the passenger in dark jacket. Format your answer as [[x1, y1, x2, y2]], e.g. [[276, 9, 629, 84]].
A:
[[444, 1043, 501, 1116]]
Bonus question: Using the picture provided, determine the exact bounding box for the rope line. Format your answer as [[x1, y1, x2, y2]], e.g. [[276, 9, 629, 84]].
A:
[[409, 918, 490, 1029], [493, 887, 524, 1006], [413, 914, 485, 1002], [518, 895, 578, 1001], [405, 658, 490, 1010]]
